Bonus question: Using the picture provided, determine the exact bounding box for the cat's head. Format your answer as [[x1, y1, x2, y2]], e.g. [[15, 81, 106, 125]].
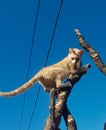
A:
[[68, 48, 84, 64]]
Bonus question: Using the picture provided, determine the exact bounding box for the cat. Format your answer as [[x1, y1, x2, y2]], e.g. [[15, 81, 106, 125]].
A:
[[0, 48, 85, 97]]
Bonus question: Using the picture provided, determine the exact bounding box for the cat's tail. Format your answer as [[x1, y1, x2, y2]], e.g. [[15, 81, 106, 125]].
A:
[[0, 74, 39, 97]]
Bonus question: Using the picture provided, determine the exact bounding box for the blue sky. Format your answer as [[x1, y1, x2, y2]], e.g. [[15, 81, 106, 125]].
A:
[[0, 0, 106, 130]]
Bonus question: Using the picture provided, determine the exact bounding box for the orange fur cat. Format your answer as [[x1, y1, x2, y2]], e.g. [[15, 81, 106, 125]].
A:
[[0, 48, 84, 97]]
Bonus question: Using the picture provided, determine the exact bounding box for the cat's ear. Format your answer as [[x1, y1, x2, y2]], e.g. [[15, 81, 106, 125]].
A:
[[78, 50, 84, 56], [69, 48, 75, 53]]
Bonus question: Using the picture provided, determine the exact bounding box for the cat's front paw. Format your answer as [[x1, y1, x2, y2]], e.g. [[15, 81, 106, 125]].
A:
[[56, 81, 72, 92]]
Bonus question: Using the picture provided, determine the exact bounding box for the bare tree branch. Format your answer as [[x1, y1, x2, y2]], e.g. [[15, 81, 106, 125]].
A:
[[75, 29, 106, 76]]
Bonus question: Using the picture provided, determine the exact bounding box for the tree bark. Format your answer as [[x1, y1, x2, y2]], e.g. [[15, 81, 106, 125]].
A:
[[75, 29, 106, 76]]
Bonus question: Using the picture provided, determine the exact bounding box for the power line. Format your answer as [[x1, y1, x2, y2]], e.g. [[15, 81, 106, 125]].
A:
[[27, 0, 63, 130], [19, 0, 41, 130], [27, 84, 40, 130], [44, 0, 63, 67]]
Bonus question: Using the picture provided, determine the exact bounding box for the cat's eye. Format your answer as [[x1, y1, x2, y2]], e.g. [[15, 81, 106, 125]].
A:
[[76, 58, 79, 61], [71, 58, 75, 60]]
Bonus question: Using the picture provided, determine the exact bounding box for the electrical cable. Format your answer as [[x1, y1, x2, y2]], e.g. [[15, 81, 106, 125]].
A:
[[19, 0, 41, 130], [27, 0, 63, 129], [44, 0, 63, 67]]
